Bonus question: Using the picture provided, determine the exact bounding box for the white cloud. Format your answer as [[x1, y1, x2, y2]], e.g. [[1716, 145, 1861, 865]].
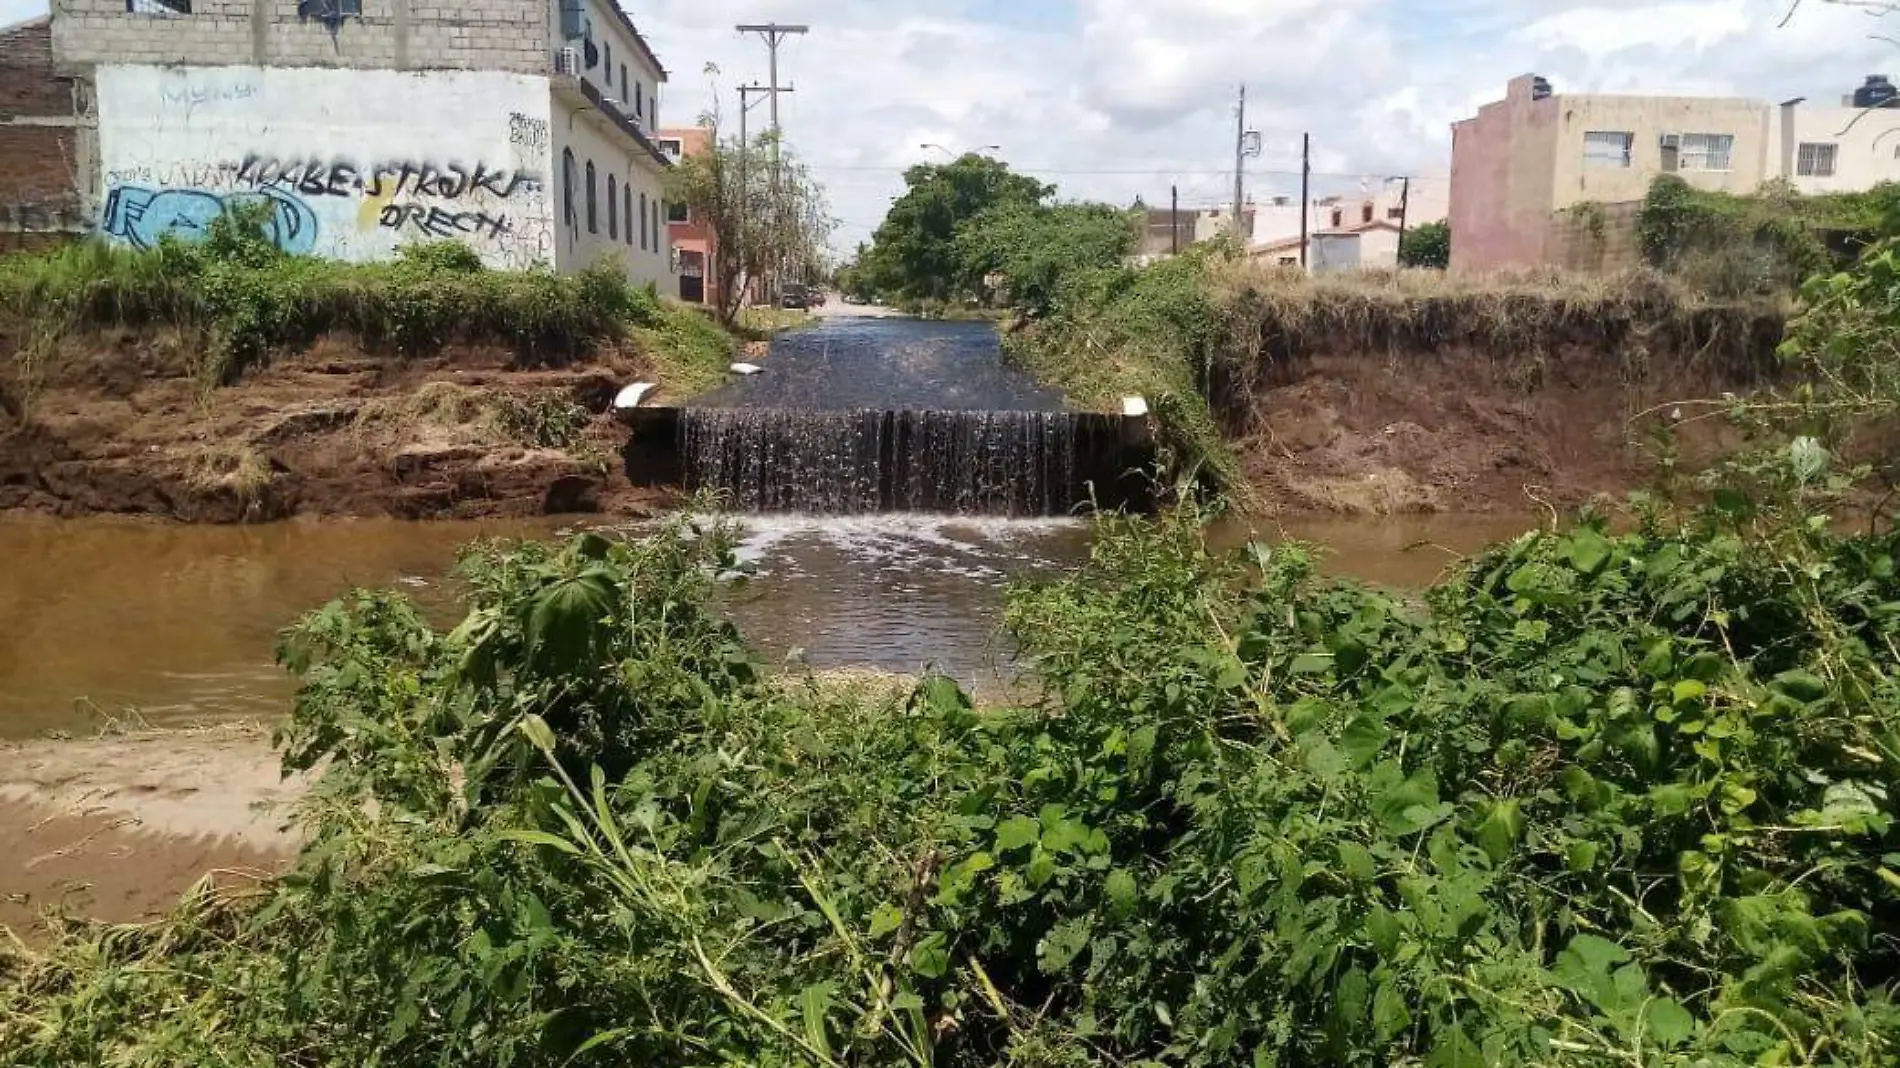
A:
[[7, 0, 1900, 252]]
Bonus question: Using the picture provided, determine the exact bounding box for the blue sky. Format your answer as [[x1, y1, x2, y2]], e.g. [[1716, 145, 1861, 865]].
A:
[[10, 0, 1897, 248]]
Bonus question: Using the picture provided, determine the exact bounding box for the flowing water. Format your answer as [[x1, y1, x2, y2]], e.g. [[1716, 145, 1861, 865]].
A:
[[0, 512, 1532, 739], [0, 316, 1534, 738], [678, 316, 1135, 515]]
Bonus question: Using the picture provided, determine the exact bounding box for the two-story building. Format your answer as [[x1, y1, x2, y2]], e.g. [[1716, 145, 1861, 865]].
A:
[[38, 0, 673, 283], [1450, 73, 1900, 273], [658, 125, 720, 307]]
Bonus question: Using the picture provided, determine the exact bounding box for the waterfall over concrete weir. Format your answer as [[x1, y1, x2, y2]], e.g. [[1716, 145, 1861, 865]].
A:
[[676, 407, 1140, 516]]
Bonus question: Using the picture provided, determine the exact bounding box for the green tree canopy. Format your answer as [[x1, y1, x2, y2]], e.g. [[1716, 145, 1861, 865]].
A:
[[1397, 219, 1450, 270], [860, 155, 1052, 302], [954, 201, 1138, 316]]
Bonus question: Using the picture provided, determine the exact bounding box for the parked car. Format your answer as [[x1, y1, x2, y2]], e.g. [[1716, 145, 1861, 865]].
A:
[[780, 285, 812, 310]]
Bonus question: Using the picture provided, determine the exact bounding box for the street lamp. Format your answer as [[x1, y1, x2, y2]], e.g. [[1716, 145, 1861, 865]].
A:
[[920, 143, 1001, 159]]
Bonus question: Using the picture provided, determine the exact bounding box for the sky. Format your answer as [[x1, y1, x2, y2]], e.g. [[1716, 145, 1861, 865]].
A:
[[5, 0, 1897, 254]]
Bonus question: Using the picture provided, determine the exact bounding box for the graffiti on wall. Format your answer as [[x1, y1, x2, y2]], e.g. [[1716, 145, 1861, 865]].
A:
[[96, 65, 562, 270], [101, 184, 319, 254], [508, 112, 550, 153], [233, 155, 542, 201]]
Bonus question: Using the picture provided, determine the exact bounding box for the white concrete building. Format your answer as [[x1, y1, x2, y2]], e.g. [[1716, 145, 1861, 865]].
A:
[[1243, 178, 1449, 270], [50, 0, 673, 284]]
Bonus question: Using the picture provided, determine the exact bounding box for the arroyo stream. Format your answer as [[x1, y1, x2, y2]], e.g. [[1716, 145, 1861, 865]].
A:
[[0, 315, 1532, 738]]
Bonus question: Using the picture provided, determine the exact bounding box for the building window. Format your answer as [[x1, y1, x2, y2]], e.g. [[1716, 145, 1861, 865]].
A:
[[1361, 203, 1373, 223], [1330, 207, 1343, 228], [624, 185, 633, 245], [607, 175, 618, 240], [585, 161, 597, 234], [1386, 206, 1404, 220], [653, 201, 661, 252], [562, 149, 576, 228], [635, 83, 645, 120], [1798, 142, 1839, 177], [659, 138, 683, 161], [127, 0, 192, 12], [604, 44, 613, 89], [1677, 133, 1734, 171], [668, 198, 690, 224], [1583, 130, 1633, 168], [620, 65, 628, 103], [639, 192, 649, 250]]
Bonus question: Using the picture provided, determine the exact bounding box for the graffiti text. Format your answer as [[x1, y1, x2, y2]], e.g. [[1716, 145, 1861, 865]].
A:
[[235, 155, 542, 201], [378, 203, 513, 240]]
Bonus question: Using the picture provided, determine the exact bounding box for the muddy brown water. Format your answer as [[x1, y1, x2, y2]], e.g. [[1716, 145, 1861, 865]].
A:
[[0, 512, 1536, 739]]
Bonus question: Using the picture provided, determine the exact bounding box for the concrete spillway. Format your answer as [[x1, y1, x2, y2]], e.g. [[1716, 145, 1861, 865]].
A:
[[623, 406, 1153, 516]]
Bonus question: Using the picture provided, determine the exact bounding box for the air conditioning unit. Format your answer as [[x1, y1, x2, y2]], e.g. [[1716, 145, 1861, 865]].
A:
[[555, 47, 580, 76]]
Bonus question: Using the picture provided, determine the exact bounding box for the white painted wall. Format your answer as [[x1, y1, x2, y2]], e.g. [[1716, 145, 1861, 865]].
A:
[[550, 95, 671, 287], [548, 0, 666, 131], [95, 65, 558, 270], [1772, 103, 1900, 195]]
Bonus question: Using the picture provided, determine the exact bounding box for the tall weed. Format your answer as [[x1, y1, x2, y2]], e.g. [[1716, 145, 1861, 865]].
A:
[[5, 507, 1900, 1066]]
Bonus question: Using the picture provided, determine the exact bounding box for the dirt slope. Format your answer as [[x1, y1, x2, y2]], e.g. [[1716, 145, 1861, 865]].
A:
[[1230, 348, 1749, 516], [0, 329, 680, 522]]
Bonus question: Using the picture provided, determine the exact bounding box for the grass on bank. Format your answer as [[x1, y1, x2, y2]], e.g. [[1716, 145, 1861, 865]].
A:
[[3, 501, 1898, 1067], [0, 220, 740, 396], [1010, 250, 1791, 502]]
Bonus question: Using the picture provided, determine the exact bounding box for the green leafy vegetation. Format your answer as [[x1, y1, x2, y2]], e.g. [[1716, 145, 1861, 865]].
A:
[[1010, 248, 1785, 503], [6, 498, 1900, 1065], [1398, 219, 1450, 269], [852, 155, 1058, 304], [0, 214, 736, 395], [1636, 175, 1899, 297], [955, 201, 1139, 316]]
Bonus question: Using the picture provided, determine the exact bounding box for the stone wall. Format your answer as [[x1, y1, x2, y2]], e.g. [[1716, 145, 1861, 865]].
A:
[[51, 0, 549, 74]]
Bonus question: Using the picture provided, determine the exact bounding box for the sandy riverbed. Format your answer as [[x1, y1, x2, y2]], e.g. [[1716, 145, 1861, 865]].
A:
[[0, 725, 298, 934]]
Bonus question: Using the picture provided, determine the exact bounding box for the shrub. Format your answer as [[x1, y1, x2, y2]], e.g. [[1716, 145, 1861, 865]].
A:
[[0, 219, 659, 385], [6, 506, 1900, 1066]]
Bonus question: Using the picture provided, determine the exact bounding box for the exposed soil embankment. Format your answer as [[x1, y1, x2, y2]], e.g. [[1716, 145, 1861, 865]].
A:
[[1228, 347, 1762, 515], [1203, 271, 1788, 515], [0, 330, 679, 522]]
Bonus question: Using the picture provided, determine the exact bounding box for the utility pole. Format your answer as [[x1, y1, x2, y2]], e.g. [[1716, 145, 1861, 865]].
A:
[[1298, 132, 1311, 270], [736, 83, 777, 306], [1396, 175, 1412, 262], [1232, 85, 1246, 242], [735, 23, 807, 300], [736, 24, 807, 179], [1171, 184, 1180, 255]]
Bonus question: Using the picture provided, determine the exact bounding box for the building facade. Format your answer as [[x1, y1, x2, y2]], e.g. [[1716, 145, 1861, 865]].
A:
[[658, 126, 720, 307], [40, 0, 672, 283], [1450, 73, 1900, 272], [1232, 179, 1447, 270]]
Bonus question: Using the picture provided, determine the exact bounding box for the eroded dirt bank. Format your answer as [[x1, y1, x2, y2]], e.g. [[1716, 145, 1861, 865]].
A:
[[0, 330, 681, 522], [1225, 347, 1757, 516]]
